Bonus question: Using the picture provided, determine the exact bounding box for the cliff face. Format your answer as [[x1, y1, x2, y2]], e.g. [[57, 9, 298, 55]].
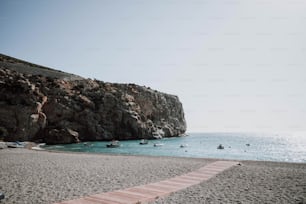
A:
[[0, 54, 186, 144]]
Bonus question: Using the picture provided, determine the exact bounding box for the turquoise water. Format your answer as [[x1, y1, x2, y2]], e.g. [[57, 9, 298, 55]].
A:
[[44, 132, 306, 163]]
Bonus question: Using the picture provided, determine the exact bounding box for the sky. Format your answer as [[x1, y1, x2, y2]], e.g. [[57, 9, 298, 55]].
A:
[[1, 0, 306, 132]]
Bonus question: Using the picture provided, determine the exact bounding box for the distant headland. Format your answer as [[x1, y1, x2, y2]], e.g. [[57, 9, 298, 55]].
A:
[[0, 54, 186, 144]]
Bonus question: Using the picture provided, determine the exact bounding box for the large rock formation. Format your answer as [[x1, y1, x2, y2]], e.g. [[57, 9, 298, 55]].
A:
[[0, 54, 186, 144]]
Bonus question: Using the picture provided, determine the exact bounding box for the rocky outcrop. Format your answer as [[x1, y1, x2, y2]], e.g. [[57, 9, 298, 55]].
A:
[[0, 54, 186, 144]]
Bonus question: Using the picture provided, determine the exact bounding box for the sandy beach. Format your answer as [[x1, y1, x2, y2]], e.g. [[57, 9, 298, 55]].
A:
[[0, 148, 210, 204], [152, 162, 306, 204], [1, 149, 305, 204]]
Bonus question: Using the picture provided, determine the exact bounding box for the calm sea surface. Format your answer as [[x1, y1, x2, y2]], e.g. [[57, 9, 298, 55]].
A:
[[44, 132, 306, 163]]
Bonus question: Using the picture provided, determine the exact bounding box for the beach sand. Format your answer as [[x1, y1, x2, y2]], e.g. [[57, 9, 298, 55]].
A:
[[152, 161, 306, 204], [1, 149, 306, 204], [0, 149, 210, 204]]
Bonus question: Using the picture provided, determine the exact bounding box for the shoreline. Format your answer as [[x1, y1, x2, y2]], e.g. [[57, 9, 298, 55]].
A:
[[40, 147, 306, 165], [40, 132, 306, 164], [1, 148, 306, 204]]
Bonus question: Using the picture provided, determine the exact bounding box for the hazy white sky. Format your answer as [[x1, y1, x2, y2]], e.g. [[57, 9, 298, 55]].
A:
[[1, 0, 306, 132]]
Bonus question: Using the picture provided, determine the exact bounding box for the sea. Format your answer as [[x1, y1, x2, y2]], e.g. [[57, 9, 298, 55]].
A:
[[44, 132, 306, 163]]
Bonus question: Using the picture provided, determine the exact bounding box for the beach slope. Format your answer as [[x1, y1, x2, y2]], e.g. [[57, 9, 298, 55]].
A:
[[0, 149, 305, 204]]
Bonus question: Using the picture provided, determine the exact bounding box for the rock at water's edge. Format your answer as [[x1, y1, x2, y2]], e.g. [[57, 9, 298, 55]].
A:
[[0, 54, 186, 144]]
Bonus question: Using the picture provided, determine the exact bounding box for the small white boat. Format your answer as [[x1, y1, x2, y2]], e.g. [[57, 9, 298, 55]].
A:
[[180, 144, 188, 148], [83, 142, 93, 147], [31, 143, 46, 151], [139, 139, 148, 145], [154, 143, 164, 147], [106, 140, 120, 148], [31, 146, 44, 151], [7, 142, 24, 148]]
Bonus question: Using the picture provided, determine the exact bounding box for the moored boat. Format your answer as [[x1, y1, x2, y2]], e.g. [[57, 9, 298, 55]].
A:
[[217, 144, 224, 150], [7, 142, 24, 148], [153, 143, 164, 147], [139, 139, 148, 145], [106, 140, 120, 148]]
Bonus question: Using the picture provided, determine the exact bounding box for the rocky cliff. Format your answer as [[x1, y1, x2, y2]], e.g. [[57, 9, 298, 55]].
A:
[[0, 54, 186, 144]]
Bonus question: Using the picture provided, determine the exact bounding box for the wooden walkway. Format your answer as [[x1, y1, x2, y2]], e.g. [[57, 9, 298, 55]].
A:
[[54, 160, 238, 204]]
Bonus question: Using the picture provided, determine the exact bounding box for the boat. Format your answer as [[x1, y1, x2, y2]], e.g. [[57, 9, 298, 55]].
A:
[[31, 146, 44, 151], [153, 143, 164, 147], [217, 144, 224, 150], [139, 139, 148, 145], [31, 143, 46, 151], [106, 140, 120, 148], [180, 144, 188, 148], [7, 142, 24, 148], [83, 142, 93, 147]]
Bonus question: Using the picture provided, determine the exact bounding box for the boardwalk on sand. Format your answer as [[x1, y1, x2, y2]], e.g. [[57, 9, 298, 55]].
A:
[[54, 161, 239, 204]]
